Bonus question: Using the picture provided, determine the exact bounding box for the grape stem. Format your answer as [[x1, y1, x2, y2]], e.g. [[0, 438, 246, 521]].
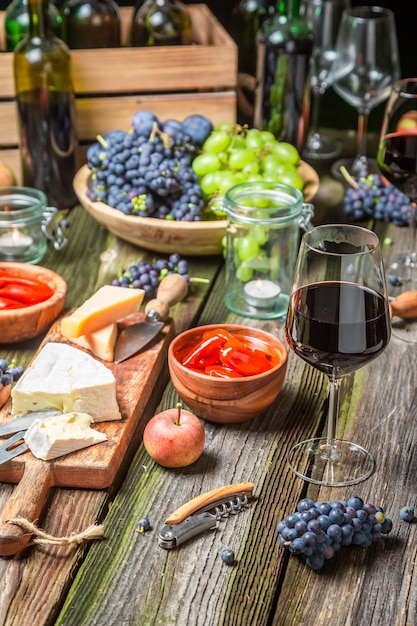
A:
[[340, 166, 359, 190]]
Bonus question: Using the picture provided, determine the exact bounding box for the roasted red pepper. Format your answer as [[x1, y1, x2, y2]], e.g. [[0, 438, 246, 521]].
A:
[[219, 345, 273, 376], [0, 283, 53, 305], [182, 334, 227, 369], [204, 364, 243, 378], [0, 296, 27, 310], [0, 272, 53, 306], [180, 328, 278, 377]]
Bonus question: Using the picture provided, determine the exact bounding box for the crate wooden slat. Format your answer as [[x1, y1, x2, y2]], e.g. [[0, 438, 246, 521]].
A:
[[0, 4, 237, 184]]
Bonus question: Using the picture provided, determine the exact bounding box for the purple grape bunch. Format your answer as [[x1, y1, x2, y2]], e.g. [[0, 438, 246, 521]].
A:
[[277, 496, 393, 570], [86, 111, 213, 222], [343, 174, 411, 227], [111, 253, 189, 301]]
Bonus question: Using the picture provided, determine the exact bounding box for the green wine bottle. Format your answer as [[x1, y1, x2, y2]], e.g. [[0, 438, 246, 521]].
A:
[[229, 0, 270, 77], [63, 0, 121, 49], [254, 0, 313, 151], [131, 0, 193, 47], [13, 0, 78, 209], [4, 0, 64, 51]]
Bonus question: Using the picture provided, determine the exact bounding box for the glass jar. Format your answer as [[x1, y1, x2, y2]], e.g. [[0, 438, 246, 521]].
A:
[[223, 181, 314, 319], [0, 187, 67, 264]]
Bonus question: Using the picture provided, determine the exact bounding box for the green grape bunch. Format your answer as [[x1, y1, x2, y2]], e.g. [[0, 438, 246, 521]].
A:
[[191, 122, 304, 217]]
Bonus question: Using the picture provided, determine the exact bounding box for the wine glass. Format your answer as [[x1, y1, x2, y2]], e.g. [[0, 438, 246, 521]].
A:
[[285, 224, 391, 486], [330, 6, 400, 180], [301, 0, 350, 161], [377, 78, 417, 342]]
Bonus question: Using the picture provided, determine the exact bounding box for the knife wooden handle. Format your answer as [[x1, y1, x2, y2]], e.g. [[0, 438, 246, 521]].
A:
[[144, 274, 188, 321], [0, 461, 54, 556], [164, 482, 254, 525]]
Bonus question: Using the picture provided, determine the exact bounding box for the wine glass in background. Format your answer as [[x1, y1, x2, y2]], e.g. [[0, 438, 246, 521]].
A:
[[377, 78, 417, 342], [301, 0, 350, 161], [330, 6, 400, 180], [285, 224, 391, 486]]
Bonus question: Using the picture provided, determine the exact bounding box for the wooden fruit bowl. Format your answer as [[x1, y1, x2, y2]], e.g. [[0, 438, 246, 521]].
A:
[[168, 324, 288, 423], [0, 263, 67, 344], [73, 162, 319, 256]]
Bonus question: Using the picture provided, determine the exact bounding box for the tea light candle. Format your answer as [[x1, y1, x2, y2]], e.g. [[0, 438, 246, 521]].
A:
[[0, 227, 33, 258], [244, 279, 281, 309]]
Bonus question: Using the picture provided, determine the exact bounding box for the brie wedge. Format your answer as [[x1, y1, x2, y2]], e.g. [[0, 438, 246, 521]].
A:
[[12, 342, 122, 422], [24, 411, 108, 461]]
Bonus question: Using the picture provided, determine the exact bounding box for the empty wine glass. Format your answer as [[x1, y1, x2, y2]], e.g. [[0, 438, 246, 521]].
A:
[[330, 6, 401, 180], [301, 0, 350, 161], [377, 78, 417, 342], [285, 224, 391, 486]]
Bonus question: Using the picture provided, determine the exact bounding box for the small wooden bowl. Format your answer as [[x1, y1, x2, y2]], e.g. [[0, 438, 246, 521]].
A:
[[168, 324, 288, 423], [73, 161, 319, 256], [0, 262, 67, 344]]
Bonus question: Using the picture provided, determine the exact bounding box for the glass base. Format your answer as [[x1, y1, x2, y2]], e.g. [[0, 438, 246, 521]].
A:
[[287, 437, 375, 487], [302, 133, 342, 161], [331, 156, 379, 181], [391, 318, 417, 344]]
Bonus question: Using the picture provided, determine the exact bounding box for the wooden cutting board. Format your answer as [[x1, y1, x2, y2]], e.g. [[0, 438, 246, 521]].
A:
[[0, 312, 174, 556]]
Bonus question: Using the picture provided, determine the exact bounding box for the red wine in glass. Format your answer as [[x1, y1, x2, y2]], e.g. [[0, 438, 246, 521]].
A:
[[377, 132, 417, 199], [377, 78, 417, 341], [286, 281, 390, 378]]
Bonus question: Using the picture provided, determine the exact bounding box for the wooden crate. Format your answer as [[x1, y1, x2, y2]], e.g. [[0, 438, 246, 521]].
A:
[[0, 4, 237, 183]]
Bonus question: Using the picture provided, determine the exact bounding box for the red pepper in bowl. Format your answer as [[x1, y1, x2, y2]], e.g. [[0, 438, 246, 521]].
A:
[[0, 271, 54, 306], [0, 296, 27, 310], [179, 327, 279, 377]]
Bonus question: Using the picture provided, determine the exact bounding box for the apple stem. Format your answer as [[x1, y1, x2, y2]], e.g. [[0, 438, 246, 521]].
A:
[[176, 403, 182, 426]]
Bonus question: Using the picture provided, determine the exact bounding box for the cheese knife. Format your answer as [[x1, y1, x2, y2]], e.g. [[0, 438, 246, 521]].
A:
[[114, 273, 188, 364], [0, 410, 62, 437]]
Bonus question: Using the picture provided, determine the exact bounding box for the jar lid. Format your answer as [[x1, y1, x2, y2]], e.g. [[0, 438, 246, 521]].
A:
[[0, 187, 48, 226], [223, 181, 304, 225]]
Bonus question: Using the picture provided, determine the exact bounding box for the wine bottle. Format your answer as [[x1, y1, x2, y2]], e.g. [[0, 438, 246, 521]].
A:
[[4, 0, 64, 51], [229, 0, 270, 77], [63, 0, 121, 48], [13, 0, 78, 210], [254, 0, 313, 152], [131, 0, 193, 47]]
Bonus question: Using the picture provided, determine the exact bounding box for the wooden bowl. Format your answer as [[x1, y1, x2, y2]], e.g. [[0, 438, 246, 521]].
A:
[[0, 262, 67, 344], [73, 161, 319, 256], [168, 324, 288, 423]]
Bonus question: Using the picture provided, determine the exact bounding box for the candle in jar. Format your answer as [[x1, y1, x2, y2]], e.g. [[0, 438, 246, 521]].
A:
[[0, 227, 33, 257], [244, 279, 281, 308]]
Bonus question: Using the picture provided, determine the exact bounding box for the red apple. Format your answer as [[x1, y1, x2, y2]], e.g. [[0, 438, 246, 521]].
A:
[[0, 161, 16, 187], [398, 112, 417, 132], [143, 403, 205, 468]]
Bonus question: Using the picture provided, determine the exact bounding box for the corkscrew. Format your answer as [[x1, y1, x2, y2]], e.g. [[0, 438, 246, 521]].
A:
[[157, 482, 254, 549]]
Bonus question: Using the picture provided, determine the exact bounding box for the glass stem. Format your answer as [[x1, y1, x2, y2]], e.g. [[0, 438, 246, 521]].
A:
[[406, 201, 417, 275], [356, 110, 368, 158], [326, 376, 342, 448], [309, 89, 321, 136]]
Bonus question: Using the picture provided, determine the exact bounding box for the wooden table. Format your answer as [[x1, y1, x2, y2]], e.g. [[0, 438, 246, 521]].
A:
[[0, 170, 416, 626]]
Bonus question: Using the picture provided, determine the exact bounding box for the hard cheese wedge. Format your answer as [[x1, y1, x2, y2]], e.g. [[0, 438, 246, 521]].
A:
[[24, 411, 108, 461], [12, 342, 122, 422], [70, 323, 118, 362], [61, 285, 144, 339]]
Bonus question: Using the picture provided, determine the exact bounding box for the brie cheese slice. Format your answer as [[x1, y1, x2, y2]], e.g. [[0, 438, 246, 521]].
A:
[[12, 342, 122, 422], [24, 411, 107, 461]]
